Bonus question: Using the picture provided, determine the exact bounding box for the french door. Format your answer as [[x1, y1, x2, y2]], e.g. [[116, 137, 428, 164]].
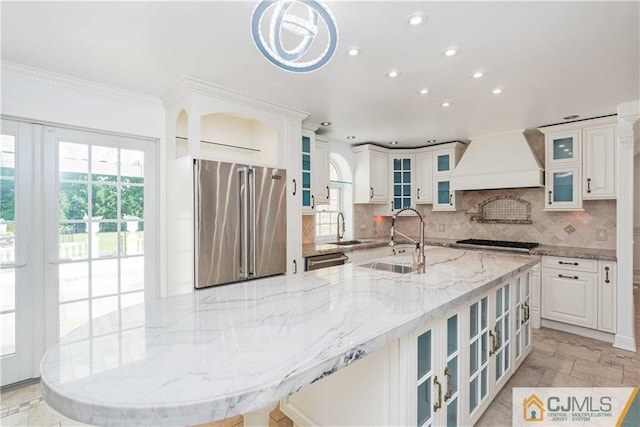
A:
[[0, 119, 158, 386]]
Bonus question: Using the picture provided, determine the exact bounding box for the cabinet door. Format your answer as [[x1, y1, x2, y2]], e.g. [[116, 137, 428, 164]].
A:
[[541, 268, 597, 329], [545, 166, 582, 210], [301, 134, 315, 212], [468, 296, 490, 423], [433, 179, 455, 211], [546, 130, 581, 165], [491, 283, 512, 393], [598, 261, 616, 333], [416, 325, 436, 427], [434, 150, 452, 174], [442, 313, 461, 427], [513, 273, 532, 369], [390, 154, 414, 210], [370, 150, 389, 202], [415, 152, 433, 204], [313, 141, 330, 204], [583, 125, 616, 199]]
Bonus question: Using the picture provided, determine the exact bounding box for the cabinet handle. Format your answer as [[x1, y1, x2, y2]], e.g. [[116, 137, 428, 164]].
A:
[[444, 367, 453, 402], [390, 201, 394, 212], [449, 193, 453, 206], [489, 330, 497, 356], [292, 179, 297, 196], [559, 261, 579, 266], [548, 190, 552, 205], [526, 303, 530, 321], [587, 178, 592, 193], [311, 195, 315, 209], [370, 187, 374, 199], [417, 188, 420, 199], [495, 328, 501, 351], [433, 376, 442, 412], [326, 185, 329, 199], [293, 259, 297, 274], [558, 274, 579, 280], [521, 304, 527, 325], [605, 266, 610, 284]]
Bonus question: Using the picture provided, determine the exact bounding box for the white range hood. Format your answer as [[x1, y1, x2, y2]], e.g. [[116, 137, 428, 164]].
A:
[[450, 130, 544, 190]]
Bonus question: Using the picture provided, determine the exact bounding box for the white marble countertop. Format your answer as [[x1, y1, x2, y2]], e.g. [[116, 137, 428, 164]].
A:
[[41, 247, 540, 426]]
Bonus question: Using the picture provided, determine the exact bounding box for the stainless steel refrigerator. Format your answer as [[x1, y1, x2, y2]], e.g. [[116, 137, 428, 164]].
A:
[[194, 159, 287, 288]]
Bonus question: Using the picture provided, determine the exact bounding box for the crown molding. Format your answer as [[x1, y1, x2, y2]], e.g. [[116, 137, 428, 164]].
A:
[[1, 61, 163, 107], [164, 76, 308, 122]]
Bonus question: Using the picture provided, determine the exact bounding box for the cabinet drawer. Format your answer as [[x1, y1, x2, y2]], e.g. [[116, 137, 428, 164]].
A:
[[541, 256, 597, 272]]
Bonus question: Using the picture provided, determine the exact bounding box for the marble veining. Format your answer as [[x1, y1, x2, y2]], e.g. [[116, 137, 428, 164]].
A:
[[40, 247, 540, 426]]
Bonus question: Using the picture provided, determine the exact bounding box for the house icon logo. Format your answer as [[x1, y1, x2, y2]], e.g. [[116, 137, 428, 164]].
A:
[[523, 394, 545, 421]]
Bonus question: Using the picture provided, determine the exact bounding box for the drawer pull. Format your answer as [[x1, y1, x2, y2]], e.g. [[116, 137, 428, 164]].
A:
[[559, 261, 579, 266], [605, 266, 610, 284], [558, 274, 579, 280]]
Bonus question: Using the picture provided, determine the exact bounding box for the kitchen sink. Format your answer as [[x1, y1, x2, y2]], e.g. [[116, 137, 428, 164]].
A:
[[330, 240, 364, 246], [359, 262, 415, 274]]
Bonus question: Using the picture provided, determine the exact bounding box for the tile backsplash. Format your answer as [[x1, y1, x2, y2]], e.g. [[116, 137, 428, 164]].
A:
[[354, 188, 616, 250], [302, 215, 315, 245]]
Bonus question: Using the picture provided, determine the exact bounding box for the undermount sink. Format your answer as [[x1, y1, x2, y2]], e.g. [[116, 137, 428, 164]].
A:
[[359, 262, 415, 274], [330, 240, 364, 246]]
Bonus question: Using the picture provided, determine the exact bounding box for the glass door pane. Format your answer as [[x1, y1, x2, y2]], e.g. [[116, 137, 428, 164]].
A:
[[56, 134, 146, 340]]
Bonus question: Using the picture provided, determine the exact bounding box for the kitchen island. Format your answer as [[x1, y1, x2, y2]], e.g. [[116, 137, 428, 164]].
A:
[[40, 247, 540, 426]]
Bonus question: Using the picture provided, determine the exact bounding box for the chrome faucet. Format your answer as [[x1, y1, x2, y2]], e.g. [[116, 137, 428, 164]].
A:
[[390, 207, 426, 268], [336, 212, 346, 242]]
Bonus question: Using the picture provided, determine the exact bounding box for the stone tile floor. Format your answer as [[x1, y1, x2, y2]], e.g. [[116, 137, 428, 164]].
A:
[[2, 287, 638, 426]]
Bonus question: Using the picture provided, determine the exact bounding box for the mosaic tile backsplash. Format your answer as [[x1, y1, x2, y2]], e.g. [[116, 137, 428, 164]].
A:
[[354, 188, 616, 250]]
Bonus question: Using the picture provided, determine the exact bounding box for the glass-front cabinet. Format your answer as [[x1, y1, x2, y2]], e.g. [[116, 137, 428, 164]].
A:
[[432, 146, 463, 212], [514, 272, 532, 369], [412, 311, 461, 427], [390, 154, 414, 211], [468, 296, 490, 424], [492, 283, 512, 392], [545, 165, 581, 210], [545, 130, 581, 165], [301, 133, 314, 213]]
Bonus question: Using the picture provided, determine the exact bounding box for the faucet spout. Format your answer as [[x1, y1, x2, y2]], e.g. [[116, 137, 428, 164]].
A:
[[390, 207, 426, 269], [336, 212, 346, 242]]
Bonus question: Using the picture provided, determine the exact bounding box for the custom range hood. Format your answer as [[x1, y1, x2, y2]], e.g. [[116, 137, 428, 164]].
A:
[[450, 130, 544, 190]]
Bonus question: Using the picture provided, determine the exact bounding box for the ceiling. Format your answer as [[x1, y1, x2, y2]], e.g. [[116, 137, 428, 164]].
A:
[[1, 1, 639, 146]]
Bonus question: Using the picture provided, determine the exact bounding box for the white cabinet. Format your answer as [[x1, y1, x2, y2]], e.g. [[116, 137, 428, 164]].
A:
[[301, 131, 315, 213], [513, 271, 533, 369], [415, 150, 433, 204], [353, 144, 389, 203], [583, 124, 616, 199], [408, 310, 461, 427], [389, 153, 415, 210], [598, 261, 617, 333], [313, 139, 330, 205], [529, 264, 541, 329], [541, 256, 598, 330], [539, 116, 617, 211], [432, 145, 464, 212]]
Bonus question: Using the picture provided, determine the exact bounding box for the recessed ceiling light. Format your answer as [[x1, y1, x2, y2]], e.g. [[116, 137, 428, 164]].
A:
[[492, 88, 502, 95], [441, 101, 451, 107], [389, 141, 399, 145], [472, 71, 485, 79], [419, 88, 430, 95], [346, 135, 356, 140], [387, 70, 400, 78], [320, 121, 332, 126], [406, 13, 427, 26], [427, 139, 437, 143], [443, 48, 458, 57], [346, 47, 361, 56], [563, 114, 579, 120]]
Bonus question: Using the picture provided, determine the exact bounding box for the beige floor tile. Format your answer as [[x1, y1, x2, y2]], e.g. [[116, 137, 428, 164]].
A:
[[556, 342, 602, 363], [1, 383, 43, 411], [475, 396, 512, 426], [27, 401, 68, 427], [1, 409, 29, 427], [571, 358, 624, 384], [532, 337, 559, 355], [538, 369, 595, 387], [524, 349, 575, 374]]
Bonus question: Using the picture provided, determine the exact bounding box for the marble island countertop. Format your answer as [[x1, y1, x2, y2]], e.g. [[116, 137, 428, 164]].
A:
[[303, 238, 616, 261], [41, 247, 540, 426]]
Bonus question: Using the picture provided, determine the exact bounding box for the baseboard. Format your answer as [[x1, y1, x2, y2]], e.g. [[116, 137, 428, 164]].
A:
[[613, 334, 637, 352], [540, 319, 615, 343]]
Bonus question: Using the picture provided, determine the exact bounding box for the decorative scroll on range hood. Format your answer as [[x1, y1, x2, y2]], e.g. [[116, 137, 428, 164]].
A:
[[450, 130, 544, 191]]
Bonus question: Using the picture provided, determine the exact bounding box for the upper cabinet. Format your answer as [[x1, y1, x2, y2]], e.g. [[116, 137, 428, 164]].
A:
[[415, 150, 433, 204], [353, 144, 389, 203], [389, 153, 415, 210], [432, 143, 465, 212], [301, 131, 330, 214], [539, 116, 617, 211]]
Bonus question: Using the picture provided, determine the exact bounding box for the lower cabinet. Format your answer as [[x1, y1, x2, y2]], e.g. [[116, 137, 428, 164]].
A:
[[541, 256, 616, 335], [281, 266, 536, 426]]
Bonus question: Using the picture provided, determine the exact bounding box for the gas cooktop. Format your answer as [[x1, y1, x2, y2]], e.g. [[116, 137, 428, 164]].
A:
[[455, 239, 539, 252]]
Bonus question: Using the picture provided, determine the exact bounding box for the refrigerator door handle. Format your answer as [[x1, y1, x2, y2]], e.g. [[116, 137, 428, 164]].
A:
[[239, 167, 249, 279], [250, 167, 257, 277]]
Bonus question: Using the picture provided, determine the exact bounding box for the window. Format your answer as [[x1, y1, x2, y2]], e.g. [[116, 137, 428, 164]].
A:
[[315, 162, 341, 240]]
